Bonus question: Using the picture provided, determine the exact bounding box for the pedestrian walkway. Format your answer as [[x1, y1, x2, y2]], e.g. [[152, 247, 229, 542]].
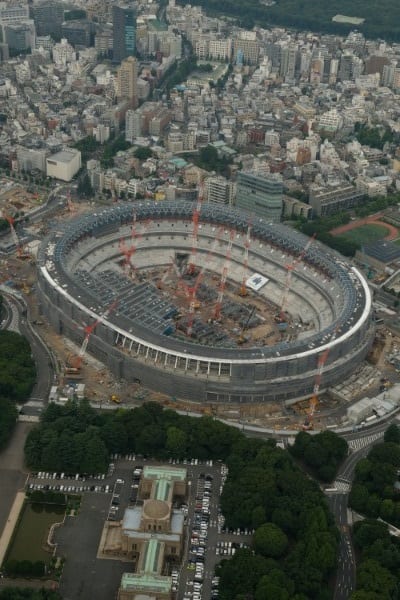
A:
[[333, 480, 351, 493], [0, 491, 25, 566], [348, 432, 384, 451]]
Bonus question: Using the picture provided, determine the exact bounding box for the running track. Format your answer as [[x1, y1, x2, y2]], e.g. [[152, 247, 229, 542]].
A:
[[330, 213, 398, 241]]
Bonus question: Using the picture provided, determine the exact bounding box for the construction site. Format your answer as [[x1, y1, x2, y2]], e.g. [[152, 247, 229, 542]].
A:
[[34, 198, 374, 419]]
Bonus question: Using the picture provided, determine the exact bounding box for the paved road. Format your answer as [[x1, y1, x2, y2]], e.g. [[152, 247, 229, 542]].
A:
[[327, 442, 381, 600]]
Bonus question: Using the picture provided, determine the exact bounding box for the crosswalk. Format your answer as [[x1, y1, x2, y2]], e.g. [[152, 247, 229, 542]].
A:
[[348, 432, 384, 451], [333, 479, 351, 493]]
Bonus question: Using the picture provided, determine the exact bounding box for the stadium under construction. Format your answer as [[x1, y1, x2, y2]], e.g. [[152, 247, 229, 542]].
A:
[[37, 201, 374, 405]]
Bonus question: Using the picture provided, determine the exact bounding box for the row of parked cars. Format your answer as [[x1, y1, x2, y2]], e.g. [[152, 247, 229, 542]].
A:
[[28, 483, 111, 493], [185, 473, 215, 600], [33, 471, 106, 481]]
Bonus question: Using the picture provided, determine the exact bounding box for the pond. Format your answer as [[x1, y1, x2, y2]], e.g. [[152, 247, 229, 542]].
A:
[[7, 502, 65, 564]]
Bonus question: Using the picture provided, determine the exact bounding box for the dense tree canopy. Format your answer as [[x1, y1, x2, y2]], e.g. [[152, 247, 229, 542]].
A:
[[218, 437, 338, 598], [290, 430, 348, 482], [0, 589, 61, 600], [0, 330, 35, 449], [181, 0, 400, 42], [0, 331, 36, 401], [351, 520, 400, 599], [24, 400, 243, 474]]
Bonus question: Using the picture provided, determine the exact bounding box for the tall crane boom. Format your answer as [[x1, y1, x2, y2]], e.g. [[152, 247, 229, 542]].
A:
[[187, 182, 204, 276], [280, 233, 316, 319], [303, 326, 339, 429], [214, 230, 235, 320], [185, 228, 224, 336], [239, 223, 251, 297], [119, 213, 141, 277], [72, 300, 118, 369], [3, 214, 23, 257]]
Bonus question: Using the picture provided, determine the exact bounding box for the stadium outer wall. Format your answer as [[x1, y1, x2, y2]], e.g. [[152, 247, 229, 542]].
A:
[[36, 202, 375, 405]]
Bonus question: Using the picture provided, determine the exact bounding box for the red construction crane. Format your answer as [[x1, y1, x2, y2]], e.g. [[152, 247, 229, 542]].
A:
[[214, 230, 235, 320], [70, 300, 118, 370], [119, 225, 142, 277], [303, 327, 339, 430], [3, 214, 24, 258], [183, 228, 225, 336], [66, 190, 77, 214], [187, 181, 205, 276], [239, 223, 252, 297], [280, 233, 316, 320]]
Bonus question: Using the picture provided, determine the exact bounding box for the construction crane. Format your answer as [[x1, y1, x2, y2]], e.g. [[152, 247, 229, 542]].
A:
[[66, 190, 77, 214], [184, 229, 224, 336], [214, 230, 235, 320], [69, 300, 118, 370], [238, 223, 252, 297], [187, 181, 205, 276], [279, 233, 316, 321], [2, 213, 28, 259], [303, 327, 339, 430], [119, 219, 142, 277], [237, 306, 256, 345]]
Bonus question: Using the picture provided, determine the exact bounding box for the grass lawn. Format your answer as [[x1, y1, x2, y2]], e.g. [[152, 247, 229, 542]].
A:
[[7, 502, 65, 564], [337, 223, 390, 246]]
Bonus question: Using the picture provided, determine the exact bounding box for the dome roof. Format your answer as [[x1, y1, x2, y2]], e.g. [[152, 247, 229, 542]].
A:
[[143, 499, 169, 520]]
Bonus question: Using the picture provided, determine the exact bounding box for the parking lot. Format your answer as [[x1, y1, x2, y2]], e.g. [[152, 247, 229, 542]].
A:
[[26, 456, 253, 600]]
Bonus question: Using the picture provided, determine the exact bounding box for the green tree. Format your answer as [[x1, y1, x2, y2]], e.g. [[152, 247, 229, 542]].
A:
[[134, 147, 153, 160], [0, 331, 36, 401], [356, 559, 397, 597], [77, 173, 93, 199], [253, 523, 288, 559], [384, 424, 400, 444], [165, 426, 187, 458]]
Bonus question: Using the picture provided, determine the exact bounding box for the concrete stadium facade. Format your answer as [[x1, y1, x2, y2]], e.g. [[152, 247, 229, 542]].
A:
[[37, 201, 374, 405]]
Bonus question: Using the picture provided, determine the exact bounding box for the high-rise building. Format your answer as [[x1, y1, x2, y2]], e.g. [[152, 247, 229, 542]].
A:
[[117, 55, 138, 107], [125, 109, 141, 142], [112, 5, 136, 63], [61, 20, 92, 48], [205, 176, 235, 205], [235, 171, 283, 222], [31, 1, 66, 38]]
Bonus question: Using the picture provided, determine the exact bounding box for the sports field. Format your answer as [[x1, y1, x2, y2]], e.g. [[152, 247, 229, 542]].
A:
[[337, 223, 389, 245]]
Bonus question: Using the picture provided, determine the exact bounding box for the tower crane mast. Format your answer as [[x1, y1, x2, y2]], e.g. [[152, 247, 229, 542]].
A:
[[71, 300, 118, 370], [280, 233, 316, 320], [184, 228, 224, 336], [3, 214, 28, 258], [239, 223, 251, 297], [214, 230, 235, 320], [187, 182, 204, 276], [303, 326, 339, 430]]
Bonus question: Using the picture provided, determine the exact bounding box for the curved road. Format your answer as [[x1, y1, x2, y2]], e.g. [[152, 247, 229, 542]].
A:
[[1, 289, 55, 403], [328, 439, 386, 600]]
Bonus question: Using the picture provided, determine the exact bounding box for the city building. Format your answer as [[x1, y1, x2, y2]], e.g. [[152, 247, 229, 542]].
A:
[[52, 38, 75, 66], [31, 0, 66, 38], [235, 171, 283, 222], [205, 176, 235, 205], [233, 31, 260, 65], [113, 5, 136, 63], [17, 146, 47, 172], [46, 148, 81, 181], [309, 183, 364, 217], [61, 20, 92, 48], [117, 56, 138, 107]]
